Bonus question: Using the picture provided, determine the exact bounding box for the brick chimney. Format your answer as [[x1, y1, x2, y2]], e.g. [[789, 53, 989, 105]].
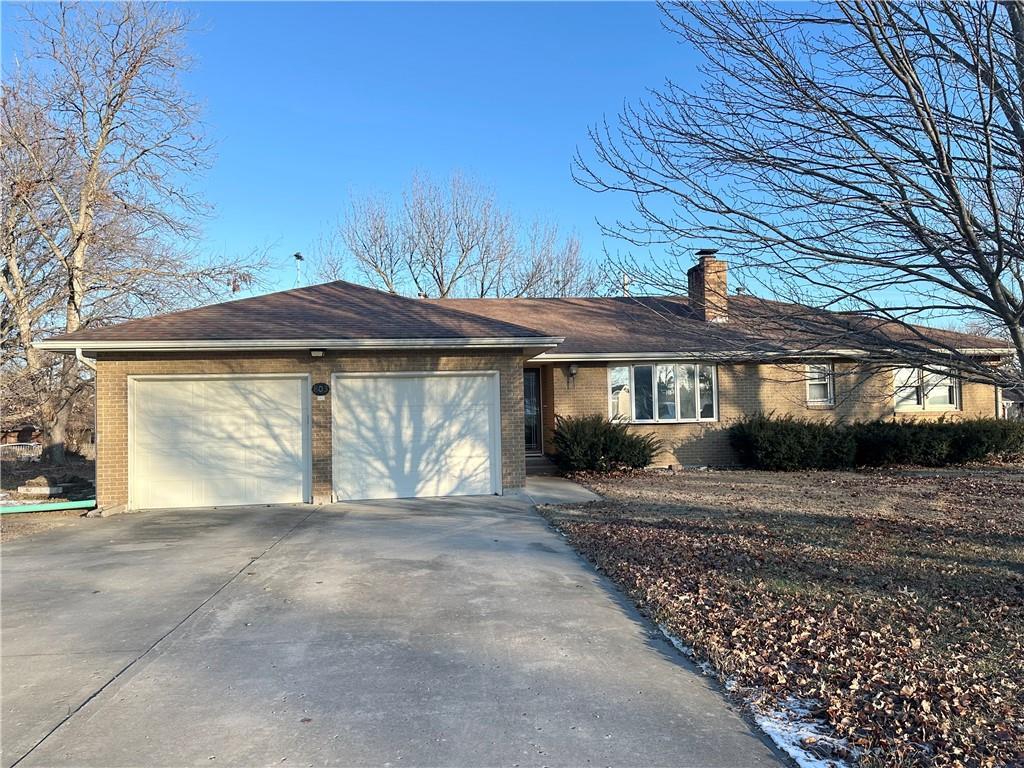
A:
[[687, 249, 728, 322]]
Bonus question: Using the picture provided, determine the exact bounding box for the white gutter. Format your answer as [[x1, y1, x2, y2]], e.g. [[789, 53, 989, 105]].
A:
[[38, 338, 1010, 359], [950, 347, 1017, 356], [533, 346, 1016, 362], [35, 336, 564, 353], [535, 351, 782, 362]]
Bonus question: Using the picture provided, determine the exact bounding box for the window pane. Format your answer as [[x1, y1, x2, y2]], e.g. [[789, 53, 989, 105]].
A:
[[894, 367, 918, 389], [807, 363, 832, 402], [633, 365, 654, 420], [657, 365, 676, 420], [609, 366, 630, 420], [807, 364, 829, 383], [894, 367, 921, 409], [808, 382, 831, 402], [923, 371, 954, 408], [698, 365, 716, 419], [894, 387, 920, 409], [678, 364, 697, 419]]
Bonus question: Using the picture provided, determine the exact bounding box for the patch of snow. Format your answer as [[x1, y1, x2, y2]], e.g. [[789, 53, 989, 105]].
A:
[[658, 625, 716, 676], [658, 625, 854, 768], [753, 698, 854, 768]]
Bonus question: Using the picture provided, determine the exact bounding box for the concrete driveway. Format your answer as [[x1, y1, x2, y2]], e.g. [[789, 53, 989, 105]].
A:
[[2, 488, 782, 767]]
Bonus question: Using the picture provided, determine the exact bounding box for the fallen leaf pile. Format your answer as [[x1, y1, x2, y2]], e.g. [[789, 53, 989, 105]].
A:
[[544, 468, 1024, 767]]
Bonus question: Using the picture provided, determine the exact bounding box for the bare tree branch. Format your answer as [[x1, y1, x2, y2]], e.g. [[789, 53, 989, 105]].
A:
[[574, 0, 1024, 387], [2, 2, 267, 462], [316, 172, 601, 298]]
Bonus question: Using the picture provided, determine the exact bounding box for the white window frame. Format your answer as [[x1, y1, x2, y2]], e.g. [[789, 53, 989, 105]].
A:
[[805, 363, 835, 406], [893, 367, 961, 412], [608, 363, 718, 424]]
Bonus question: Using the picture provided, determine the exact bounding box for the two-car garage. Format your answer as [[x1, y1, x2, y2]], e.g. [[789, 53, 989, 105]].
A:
[[128, 371, 501, 510], [38, 280, 555, 513]]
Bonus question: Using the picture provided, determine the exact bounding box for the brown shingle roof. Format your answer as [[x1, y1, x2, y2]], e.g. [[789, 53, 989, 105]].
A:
[[41, 279, 1008, 359], [428, 295, 779, 355], [430, 294, 1010, 357], [43, 281, 551, 344]]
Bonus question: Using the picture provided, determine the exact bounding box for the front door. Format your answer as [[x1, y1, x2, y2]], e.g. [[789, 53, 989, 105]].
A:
[[524, 368, 541, 453]]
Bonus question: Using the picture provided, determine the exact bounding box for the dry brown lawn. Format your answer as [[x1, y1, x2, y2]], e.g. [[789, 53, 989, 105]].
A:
[[0, 508, 89, 543], [541, 468, 1024, 767], [0, 458, 96, 541], [0, 456, 95, 496]]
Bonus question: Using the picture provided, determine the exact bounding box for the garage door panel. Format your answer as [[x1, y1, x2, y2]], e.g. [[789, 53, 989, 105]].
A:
[[130, 376, 309, 510], [332, 374, 498, 501], [132, 443, 197, 509], [432, 406, 492, 445]]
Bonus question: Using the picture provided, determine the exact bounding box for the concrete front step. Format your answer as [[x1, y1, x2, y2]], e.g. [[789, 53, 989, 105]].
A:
[[525, 455, 559, 476]]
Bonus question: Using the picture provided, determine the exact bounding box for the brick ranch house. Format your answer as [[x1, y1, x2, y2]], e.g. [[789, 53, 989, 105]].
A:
[[37, 255, 1011, 513]]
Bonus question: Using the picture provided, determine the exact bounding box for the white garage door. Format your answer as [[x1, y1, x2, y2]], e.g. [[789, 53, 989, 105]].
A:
[[332, 372, 500, 501], [129, 375, 310, 510]]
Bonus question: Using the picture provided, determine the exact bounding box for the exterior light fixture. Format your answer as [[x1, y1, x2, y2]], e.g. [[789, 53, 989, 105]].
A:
[[310, 349, 325, 357], [568, 364, 579, 377]]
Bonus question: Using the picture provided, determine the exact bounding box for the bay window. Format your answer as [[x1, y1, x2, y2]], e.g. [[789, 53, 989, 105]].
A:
[[894, 367, 960, 411], [609, 363, 718, 422]]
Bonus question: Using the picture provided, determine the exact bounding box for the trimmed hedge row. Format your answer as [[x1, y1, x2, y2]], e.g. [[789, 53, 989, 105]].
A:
[[729, 414, 1024, 471], [552, 415, 662, 472]]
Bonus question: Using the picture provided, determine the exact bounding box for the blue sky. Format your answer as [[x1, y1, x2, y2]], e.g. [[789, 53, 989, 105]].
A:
[[3, 2, 694, 292]]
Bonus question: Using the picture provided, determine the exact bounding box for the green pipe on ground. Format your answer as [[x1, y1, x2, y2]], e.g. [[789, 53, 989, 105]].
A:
[[0, 499, 96, 515]]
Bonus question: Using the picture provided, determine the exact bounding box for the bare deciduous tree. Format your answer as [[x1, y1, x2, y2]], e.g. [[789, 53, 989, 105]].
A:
[[1, 2, 265, 462], [575, 1, 1024, 387], [317, 173, 601, 298]]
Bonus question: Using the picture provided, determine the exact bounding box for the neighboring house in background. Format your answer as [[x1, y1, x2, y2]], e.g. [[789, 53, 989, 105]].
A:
[[1, 425, 40, 445], [0, 423, 94, 458], [37, 255, 1011, 513], [1002, 388, 1024, 420]]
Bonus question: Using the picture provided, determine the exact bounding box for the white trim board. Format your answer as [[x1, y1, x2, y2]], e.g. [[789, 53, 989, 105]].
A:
[[36, 336, 563, 353], [534, 347, 1015, 362]]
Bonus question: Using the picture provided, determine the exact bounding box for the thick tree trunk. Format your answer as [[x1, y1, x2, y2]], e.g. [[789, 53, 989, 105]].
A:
[[40, 400, 69, 465]]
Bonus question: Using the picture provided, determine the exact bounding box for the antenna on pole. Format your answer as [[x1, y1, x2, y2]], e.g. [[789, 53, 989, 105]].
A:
[[293, 252, 304, 287]]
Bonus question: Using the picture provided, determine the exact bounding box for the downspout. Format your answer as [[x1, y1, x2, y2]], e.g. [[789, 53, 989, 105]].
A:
[[75, 348, 99, 505], [75, 347, 96, 371]]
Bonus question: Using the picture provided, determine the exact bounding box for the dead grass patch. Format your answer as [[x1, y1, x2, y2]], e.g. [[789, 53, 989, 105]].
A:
[[542, 468, 1024, 767]]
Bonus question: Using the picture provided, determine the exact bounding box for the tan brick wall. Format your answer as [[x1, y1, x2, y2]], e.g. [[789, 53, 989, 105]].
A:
[[95, 350, 525, 510], [540, 361, 998, 467]]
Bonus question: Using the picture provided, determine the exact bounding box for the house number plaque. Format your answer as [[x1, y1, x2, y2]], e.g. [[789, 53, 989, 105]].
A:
[[312, 382, 330, 397]]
